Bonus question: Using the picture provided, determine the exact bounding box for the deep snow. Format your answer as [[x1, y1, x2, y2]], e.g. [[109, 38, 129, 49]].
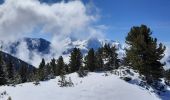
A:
[[0, 72, 162, 100]]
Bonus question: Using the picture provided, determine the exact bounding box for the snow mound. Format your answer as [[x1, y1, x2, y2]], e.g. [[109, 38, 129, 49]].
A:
[[0, 72, 160, 100]]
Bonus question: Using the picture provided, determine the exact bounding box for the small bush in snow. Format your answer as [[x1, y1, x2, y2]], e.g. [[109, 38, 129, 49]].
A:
[[7, 96, 12, 100], [58, 76, 74, 87], [33, 81, 40, 86], [77, 67, 88, 78]]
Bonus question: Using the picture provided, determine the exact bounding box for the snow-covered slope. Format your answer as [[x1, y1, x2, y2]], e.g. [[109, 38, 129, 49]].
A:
[[0, 72, 161, 100]]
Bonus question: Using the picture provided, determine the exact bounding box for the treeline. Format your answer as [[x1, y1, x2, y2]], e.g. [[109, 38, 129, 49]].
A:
[[0, 43, 120, 85], [36, 44, 120, 82]]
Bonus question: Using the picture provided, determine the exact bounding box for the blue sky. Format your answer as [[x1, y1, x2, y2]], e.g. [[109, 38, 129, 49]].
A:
[[90, 0, 170, 43]]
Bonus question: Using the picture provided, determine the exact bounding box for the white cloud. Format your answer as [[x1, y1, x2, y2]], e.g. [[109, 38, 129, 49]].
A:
[[0, 0, 97, 41], [0, 0, 105, 67]]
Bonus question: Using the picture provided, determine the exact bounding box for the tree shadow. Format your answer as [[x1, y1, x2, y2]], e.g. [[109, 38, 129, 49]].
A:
[[128, 78, 170, 100], [158, 89, 170, 100]]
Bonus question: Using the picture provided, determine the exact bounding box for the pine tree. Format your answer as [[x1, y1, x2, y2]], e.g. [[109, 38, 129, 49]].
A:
[[0, 52, 6, 85], [84, 48, 97, 72], [108, 46, 119, 69], [13, 71, 22, 84], [96, 47, 104, 71], [103, 44, 111, 60], [56, 56, 65, 76], [19, 64, 28, 83], [69, 48, 83, 72], [165, 69, 170, 85], [58, 65, 67, 87], [6, 59, 14, 84], [46, 62, 54, 79], [50, 58, 57, 76], [125, 25, 166, 84], [38, 58, 46, 81]]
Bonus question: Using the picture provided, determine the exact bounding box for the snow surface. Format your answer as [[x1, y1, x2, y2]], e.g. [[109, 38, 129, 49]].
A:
[[0, 72, 161, 100]]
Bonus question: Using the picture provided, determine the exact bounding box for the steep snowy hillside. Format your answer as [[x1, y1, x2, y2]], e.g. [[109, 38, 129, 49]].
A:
[[0, 71, 161, 100], [0, 51, 35, 70]]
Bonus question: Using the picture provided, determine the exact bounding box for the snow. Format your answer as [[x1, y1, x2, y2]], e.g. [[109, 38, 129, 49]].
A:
[[0, 72, 161, 100]]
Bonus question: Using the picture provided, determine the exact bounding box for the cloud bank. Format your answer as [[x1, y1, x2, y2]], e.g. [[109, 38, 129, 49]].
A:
[[0, 0, 105, 67]]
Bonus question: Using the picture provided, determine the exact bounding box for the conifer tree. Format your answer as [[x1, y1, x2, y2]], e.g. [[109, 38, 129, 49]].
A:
[[0, 52, 6, 85], [85, 48, 97, 72], [69, 48, 83, 72], [103, 44, 111, 60], [46, 62, 54, 79], [56, 56, 65, 76], [165, 69, 170, 85], [38, 58, 46, 81], [125, 25, 166, 84], [108, 46, 119, 69], [19, 64, 28, 83], [50, 58, 57, 76], [95, 47, 104, 71], [58, 64, 67, 87], [6, 59, 14, 83]]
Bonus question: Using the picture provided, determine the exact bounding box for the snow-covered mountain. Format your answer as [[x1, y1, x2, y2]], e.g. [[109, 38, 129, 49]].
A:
[[1, 37, 170, 69], [0, 37, 125, 64], [0, 38, 51, 55], [62, 37, 125, 58], [0, 37, 124, 55]]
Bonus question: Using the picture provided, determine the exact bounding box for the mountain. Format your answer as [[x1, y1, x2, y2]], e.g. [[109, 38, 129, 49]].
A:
[[2, 37, 170, 69], [0, 38, 51, 55], [62, 37, 125, 57], [0, 51, 35, 70], [0, 37, 125, 65], [14, 37, 124, 55]]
